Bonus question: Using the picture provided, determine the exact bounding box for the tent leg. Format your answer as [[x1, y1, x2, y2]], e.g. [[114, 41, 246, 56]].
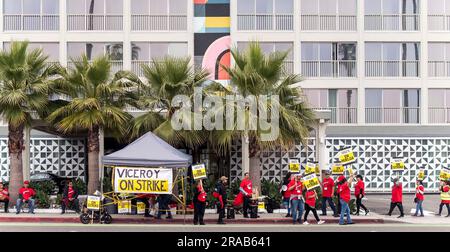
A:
[[182, 171, 186, 225]]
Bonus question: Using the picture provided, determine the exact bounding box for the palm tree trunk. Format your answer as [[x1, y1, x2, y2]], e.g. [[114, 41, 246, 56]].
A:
[[8, 123, 24, 206], [87, 125, 100, 194], [248, 136, 261, 194]]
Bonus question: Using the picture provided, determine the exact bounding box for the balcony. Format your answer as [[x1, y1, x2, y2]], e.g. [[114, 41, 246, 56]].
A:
[[3, 14, 59, 31], [237, 14, 293, 30], [313, 107, 357, 124], [301, 60, 357, 78], [365, 60, 420, 77], [131, 15, 187, 31], [365, 107, 420, 124], [428, 15, 450, 30], [300, 15, 357, 31], [428, 108, 450, 124], [132, 60, 154, 77], [365, 14, 420, 31], [428, 61, 450, 77], [68, 60, 123, 73], [67, 15, 123, 31]]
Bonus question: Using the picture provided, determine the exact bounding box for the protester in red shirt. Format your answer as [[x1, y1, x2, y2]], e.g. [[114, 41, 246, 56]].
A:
[[15, 180, 36, 214], [0, 182, 9, 213], [193, 179, 207, 225], [281, 172, 294, 217], [303, 189, 325, 225], [355, 175, 369, 216], [288, 174, 304, 224], [413, 180, 425, 217], [239, 172, 253, 218], [61, 181, 80, 214], [321, 171, 337, 217], [337, 173, 355, 225], [438, 180, 450, 217], [387, 177, 404, 218]]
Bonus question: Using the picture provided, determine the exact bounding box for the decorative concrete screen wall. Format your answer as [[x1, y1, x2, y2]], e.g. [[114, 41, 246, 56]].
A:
[[231, 138, 450, 192], [0, 138, 86, 182]]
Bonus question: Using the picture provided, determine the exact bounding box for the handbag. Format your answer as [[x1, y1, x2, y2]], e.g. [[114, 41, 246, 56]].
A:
[[413, 197, 418, 203]]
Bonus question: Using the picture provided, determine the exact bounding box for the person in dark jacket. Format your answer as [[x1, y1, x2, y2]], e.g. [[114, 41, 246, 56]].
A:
[[156, 194, 173, 219], [193, 179, 207, 225], [215, 176, 228, 224], [61, 181, 80, 214]]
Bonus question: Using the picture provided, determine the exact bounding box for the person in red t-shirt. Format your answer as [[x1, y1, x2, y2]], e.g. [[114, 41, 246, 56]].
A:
[[303, 189, 325, 225], [387, 178, 404, 218], [321, 171, 337, 216], [438, 180, 450, 217], [281, 172, 294, 217], [413, 180, 425, 217], [355, 175, 369, 216], [240, 172, 253, 218], [15, 180, 36, 214], [61, 181, 80, 214], [0, 182, 9, 213], [193, 179, 207, 225], [337, 173, 355, 225], [288, 174, 304, 224]]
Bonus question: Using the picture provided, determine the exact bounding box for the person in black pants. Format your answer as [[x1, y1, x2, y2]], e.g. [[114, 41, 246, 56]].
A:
[[156, 194, 172, 219], [132, 194, 153, 217], [354, 175, 369, 216], [193, 180, 207, 225], [215, 176, 228, 224]]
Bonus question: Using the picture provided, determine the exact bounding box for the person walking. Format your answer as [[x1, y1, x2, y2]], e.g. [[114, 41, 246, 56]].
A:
[[354, 175, 369, 216], [437, 180, 450, 217], [0, 182, 9, 213], [321, 171, 337, 217], [337, 174, 355, 225], [215, 176, 228, 224], [413, 180, 425, 217], [240, 172, 253, 218], [387, 178, 404, 218], [288, 174, 304, 224], [193, 179, 207, 225], [303, 189, 325, 225], [281, 172, 293, 217]]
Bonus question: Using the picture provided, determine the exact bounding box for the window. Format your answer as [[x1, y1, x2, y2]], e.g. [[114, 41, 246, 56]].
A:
[[67, 0, 123, 30], [237, 0, 293, 30], [300, 0, 357, 30], [365, 42, 420, 77], [301, 42, 357, 77], [237, 42, 294, 74], [67, 42, 123, 65], [364, 0, 420, 30], [428, 43, 450, 77], [3, 42, 59, 62], [130, 0, 187, 30], [3, 0, 59, 30], [303, 89, 357, 123], [428, 89, 450, 123]]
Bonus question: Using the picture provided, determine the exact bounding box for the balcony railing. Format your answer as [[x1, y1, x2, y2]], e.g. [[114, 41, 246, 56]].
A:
[[365, 107, 420, 124], [301, 60, 357, 78], [428, 15, 450, 31], [132, 60, 154, 77], [313, 107, 357, 124], [428, 61, 450, 77], [365, 60, 420, 77], [300, 15, 357, 31], [67, 14, 123, 30], [365, 14, 420, 31], [429, 107, 450, 124], [4, 14, 59, 31], [131, 15, 187, 31], [237, 14, 293, 30], [68, 60, 123, 73]]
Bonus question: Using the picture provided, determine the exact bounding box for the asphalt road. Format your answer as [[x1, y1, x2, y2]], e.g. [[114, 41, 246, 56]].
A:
[[1, 223, 450, 232]]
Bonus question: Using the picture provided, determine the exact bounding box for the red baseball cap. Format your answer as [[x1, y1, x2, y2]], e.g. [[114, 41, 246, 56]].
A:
[[24, 180, 30, 184], [337, 175, 345, 182]]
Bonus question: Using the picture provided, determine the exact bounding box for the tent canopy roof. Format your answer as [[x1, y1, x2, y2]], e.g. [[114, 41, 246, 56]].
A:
[[102, 131, 192, 168]]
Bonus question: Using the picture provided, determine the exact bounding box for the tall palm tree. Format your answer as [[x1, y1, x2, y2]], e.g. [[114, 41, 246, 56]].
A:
[[217, 42, 316, 191], [47, 55, 135, 193], [0, 41, 59, 203]]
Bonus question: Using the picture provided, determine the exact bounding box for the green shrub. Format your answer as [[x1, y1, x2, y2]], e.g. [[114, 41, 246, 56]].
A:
[[29, 180, 56, 208], [73, 178, 87, 195]]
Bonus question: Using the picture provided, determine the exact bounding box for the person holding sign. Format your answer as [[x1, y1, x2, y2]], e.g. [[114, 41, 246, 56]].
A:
[[303, 189, 325, 225], [15, 181, 36, 214], [288, 175, 304, 224], [337, 174, 355, 225], [413, 180, 425, 217], [321, 171, 337, 217], [193, 180, 207, 225], [387, 178, 404, 218], [281, 172, 294, 217], [354, 175, 369, 216], [215, 176, 228, 224], [437, 181, 450, 217], [240, 172, 253, 218], [0, 182, 9, 213]]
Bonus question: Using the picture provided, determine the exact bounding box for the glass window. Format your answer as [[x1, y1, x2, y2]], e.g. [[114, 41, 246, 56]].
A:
[[67, 0, 85, 14], [169, 0, 186, 15], [4, 0, 22, 14], [428, 89, 445, 107], [402, 43, 420, 60], [301, 43, 319, 60], [447, 0, 450, 13], [301, 0, 318, 14], [150, 43, 169, 58], [319, 43, 332, 61], [383, 43, 400, 60], [383, 90, 401, 107], [428, 0, 445, 14], [338, 89, 357, 107], [132, 42, 148, 60], [275, 43, 293, 60], [256, 0, 273, 14], [304, 89, 325, 107], [85, 0, 104, 14], [275, 0, 293, 14], [105, 43, 123, 61], [328, 89, 337, 107], [446, 90, 450, 107], [131, 0, 148, 15], [237, 42, 249, 52], [42, 0, 59, 14], [365, 89, 382, 107], [23, 0, 40, 15], [338, 0, 356, 15], [338, 43, 356, 60], [383, 0, 399, 14], [404, 89, 420, 107], [168, 43, 188, 57], [428, 43, 445, 61], [319, 0, 336, 14], [364, 0, 381, 14], [149, 0, 167, 15], [404, 0, 420, 14], [67, 43, 86, 58], [365, 43, 382, 60], [238, 0, 255, 14], [259, 43, 273, 54], [41, 43, 59, 61], [105, 0, 123, 14]]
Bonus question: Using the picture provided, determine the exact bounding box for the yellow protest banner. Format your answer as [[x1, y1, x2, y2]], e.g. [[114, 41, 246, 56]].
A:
[[332, 164, 345, 175], [114, 167, 173, 194], [302, 174, 320, 190], [137, 202, 146, 214], [118, 200, 131, 214], [87, 196, 101, 210], [337, 148, 356, 165], [258, 202, 265, 210], [417, 169, 425, 181], [391, 159, 405, 170], [305, 162, 317, 175], [192, 164, 207, 180], [315, 164, 320, 175], [289, 159, 300, 173], [440, 168, 450, 181]]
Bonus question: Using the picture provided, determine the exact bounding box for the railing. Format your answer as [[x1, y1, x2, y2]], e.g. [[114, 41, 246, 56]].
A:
[[428, 15, 450, 30], [237, 14, 293, 30], [300, 15, 357, 31], [132, 60, 154, 77], [365, 60, 420, 77], [131, 15, 187, 31], [428, 61, 450, 77], [313, 107, 357, 124], [301, 60, 357, 78], [4, 14, 59, 31], [365, 107, 420, 124], [365, 14, 420, 31], [282, 61, 294, 75], [67, 14, 123, 30], [67, 60, 123, 73], [428, 107, 450, 124]]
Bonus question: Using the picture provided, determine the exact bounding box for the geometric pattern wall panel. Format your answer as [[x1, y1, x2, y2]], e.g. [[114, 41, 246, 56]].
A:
[[0, 139, 9, 182]]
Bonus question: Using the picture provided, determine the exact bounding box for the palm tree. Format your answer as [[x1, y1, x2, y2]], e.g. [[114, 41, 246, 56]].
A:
[[216, 42, 316, 191], [0, 41, 59, 203], [47, 55, 135, 194]]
